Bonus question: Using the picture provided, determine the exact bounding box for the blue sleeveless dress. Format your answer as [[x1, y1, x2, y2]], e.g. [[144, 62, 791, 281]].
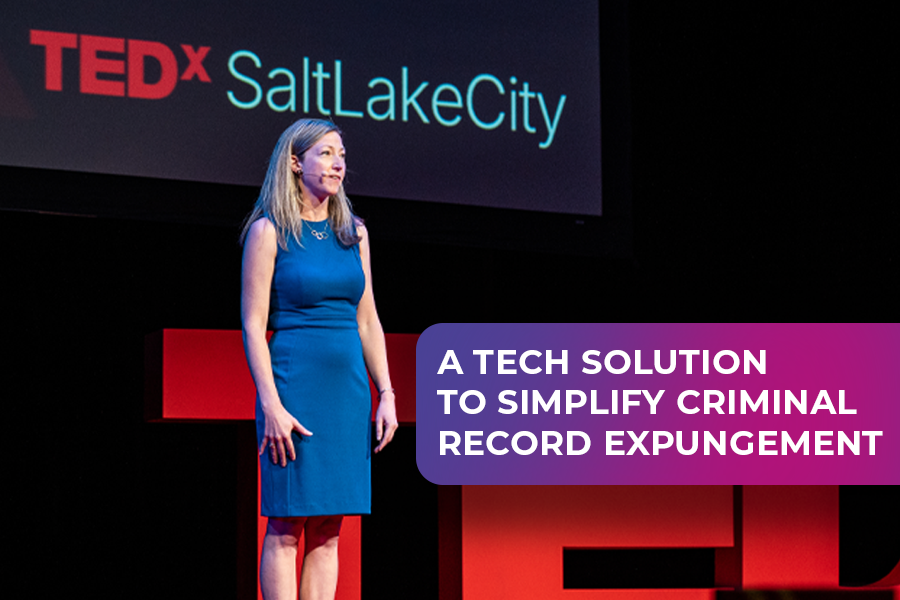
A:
[[257, 220, 371, 516]]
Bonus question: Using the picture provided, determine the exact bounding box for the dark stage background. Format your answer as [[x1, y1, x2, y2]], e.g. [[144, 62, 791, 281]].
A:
[[4, 4, 897, 599]]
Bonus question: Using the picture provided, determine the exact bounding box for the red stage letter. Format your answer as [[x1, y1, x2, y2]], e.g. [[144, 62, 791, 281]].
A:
[[80, 34, 125, 96], [30, 30, 77, 91], [128, 39, 178, 99], [180, 45, 211, 82]]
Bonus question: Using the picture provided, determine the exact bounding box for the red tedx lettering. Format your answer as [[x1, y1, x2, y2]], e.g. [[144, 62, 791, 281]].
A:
[[29, 30, 78, 91], [30, 29, 211, 99], [80, 34, 125, 96], [128, 39, 178, 99], [180, 45, 211, 82]]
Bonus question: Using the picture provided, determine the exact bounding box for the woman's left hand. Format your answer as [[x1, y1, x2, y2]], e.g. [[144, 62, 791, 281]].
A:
[[374, 392, 398, 453]]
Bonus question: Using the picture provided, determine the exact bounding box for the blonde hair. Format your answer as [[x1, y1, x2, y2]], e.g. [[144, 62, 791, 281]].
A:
[[240, 119, 361, 248]]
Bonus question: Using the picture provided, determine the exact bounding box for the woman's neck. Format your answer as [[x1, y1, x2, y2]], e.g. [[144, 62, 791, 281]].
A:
[[300, 196, 330, 221]]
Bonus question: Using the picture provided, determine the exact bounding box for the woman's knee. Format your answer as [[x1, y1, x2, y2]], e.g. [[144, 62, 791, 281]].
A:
[[266, 516, 307, 548], [304, 515, 343, 550]]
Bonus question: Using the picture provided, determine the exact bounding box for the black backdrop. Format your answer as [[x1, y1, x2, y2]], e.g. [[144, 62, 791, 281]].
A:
[[5, 4, 897, 599]]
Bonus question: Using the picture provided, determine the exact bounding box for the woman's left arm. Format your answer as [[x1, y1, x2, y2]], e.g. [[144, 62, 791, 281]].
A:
[[357, 224, 398, 453]]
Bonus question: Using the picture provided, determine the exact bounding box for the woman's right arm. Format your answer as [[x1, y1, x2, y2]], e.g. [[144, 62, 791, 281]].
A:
[[241, 218, 311, 467]]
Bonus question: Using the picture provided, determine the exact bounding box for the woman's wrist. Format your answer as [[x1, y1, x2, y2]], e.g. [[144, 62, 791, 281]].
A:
[[259, 392, 283, 412], [377, 387, 395, 401]]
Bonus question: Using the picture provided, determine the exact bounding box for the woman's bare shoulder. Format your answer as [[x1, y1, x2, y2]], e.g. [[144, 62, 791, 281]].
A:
[[354, 217, 367, 240], [247, 216, 277, 241], [244, 217, 279, 258]]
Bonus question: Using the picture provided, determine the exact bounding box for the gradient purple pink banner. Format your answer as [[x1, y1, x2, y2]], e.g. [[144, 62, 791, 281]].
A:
[[415, 323, 900, 484]]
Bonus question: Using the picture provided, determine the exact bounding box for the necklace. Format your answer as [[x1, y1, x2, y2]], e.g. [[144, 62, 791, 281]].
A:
[[304, 219, 329, 240]]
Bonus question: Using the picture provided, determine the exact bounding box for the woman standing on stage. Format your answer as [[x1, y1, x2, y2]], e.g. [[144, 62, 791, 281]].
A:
[[240, 118, 398, 600]]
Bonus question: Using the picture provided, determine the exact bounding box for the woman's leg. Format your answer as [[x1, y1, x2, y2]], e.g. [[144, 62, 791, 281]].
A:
[[260, 517, 306, 600], [299, 515, 344, 600]]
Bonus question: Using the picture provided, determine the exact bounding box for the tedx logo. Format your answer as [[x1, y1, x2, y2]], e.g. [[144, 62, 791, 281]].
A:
[[29, 29, 211, 99]]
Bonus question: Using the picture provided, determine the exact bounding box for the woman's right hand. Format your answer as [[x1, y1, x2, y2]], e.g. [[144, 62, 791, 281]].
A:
[[259, 402, 313, 467], [245, 218, 310, 467]]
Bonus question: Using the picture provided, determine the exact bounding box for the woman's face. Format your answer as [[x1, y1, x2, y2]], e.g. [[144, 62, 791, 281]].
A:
[[293, 131, 346, 202]]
